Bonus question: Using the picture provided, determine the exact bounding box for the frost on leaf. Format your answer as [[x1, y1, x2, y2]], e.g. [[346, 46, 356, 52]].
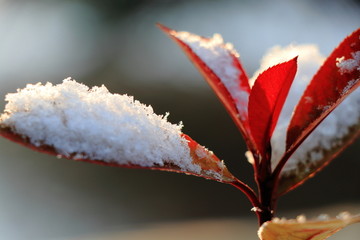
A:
[[0, 79, 236, 183], [258, 212, 360, 240], [276, 28, 360, 195], [158, 24, 255, 152], [336, 51, 360, 75], [184, 134, 236, 182]]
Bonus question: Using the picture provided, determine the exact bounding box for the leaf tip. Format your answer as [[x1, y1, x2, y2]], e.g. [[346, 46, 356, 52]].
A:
[[156, 23, 174, 35]]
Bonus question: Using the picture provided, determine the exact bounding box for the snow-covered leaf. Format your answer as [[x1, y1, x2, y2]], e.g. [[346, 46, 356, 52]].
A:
[[276, 28, 360, 195], [158, 24, 256, 153], [258, 212, 360, 240], [0, 79, 237, 183], [286, 28, 360, 153], [248, 57, 297, 160]]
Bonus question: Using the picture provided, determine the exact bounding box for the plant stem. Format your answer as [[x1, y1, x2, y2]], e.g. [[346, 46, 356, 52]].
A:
[[230, 179, 260, 208], [231, 152, 277, 226], [230, 179, 263, 221], [257, 176, 275, 225], [230, 177, 276, 226], [256, 150, 276, 226]]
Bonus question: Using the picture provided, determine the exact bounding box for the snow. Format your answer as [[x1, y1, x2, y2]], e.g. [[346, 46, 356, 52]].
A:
[[175, 31, 249, 116], [271, 212, 358, 223], [336, 51, 360, 75], [337, 51, 360, 96], [251, 45, 360, 173], [195, 145, 208, 159], [245, 150, 255, 165], [317, 214, 330, 221], [337, 212, 352, 221], [296, 215, 307, 223], [251, 207, 263, 212], [342, 79, 357, 95], [0, 79, 200, 173]]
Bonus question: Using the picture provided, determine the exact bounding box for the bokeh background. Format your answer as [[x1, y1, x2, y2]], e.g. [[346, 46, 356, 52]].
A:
[[0, 0, 359, 239]]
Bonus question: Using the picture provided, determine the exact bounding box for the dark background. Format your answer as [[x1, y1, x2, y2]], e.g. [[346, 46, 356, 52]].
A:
[[0, 0, 359, 239]]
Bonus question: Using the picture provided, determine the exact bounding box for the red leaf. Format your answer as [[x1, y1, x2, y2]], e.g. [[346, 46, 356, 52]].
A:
[[158, 24, 256, 153], [0, 125, 237, 183], [277, 129, 359, 196], [181, 134, 238, 182], [248, 57, 298, 160], [286, 28, 360, 152], [275, 28, 360, 195]]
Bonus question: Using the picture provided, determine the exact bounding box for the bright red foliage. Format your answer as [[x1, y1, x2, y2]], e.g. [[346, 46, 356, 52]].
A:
[[248, 57, 298, 161], [273, 28, 360, 195], [160, 25, 359, 224], [157, 24, 256, 153], [286, 28, 360, 154]]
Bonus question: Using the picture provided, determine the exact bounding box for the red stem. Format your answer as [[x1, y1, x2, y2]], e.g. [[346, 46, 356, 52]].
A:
[[255, 149, 276, 226], [257, 175, 276, 225], [230, 179, 260, 207], [229, 179, 262, 220], [230, 177, 275, 226]]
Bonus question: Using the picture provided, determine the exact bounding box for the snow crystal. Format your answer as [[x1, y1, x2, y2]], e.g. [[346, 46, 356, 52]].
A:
[[195, 145, 208, 159], [336, 51, 360, 75], [296, 215, 307, 223], [272, 217, 288, 223], [317, 214, 330, 221], [337, 212, 352, 220], [251, 45, 360, 173], [245, 150, 255, 165], [271, 212, 357, 223], [204, 169, 223, 181], [342, 79, 357, 95], [0, 79, 200, 173], [336, 51, 360, 97], [251, 207, 263, 212], [175, 31, 249, 115]]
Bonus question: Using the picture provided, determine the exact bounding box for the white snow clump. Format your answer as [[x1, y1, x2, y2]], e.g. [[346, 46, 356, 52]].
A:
[[0, 79, 199, 173]]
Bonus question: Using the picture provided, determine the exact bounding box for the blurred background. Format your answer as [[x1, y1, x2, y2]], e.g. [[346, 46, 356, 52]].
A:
[[0, 0, 359, 239]]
